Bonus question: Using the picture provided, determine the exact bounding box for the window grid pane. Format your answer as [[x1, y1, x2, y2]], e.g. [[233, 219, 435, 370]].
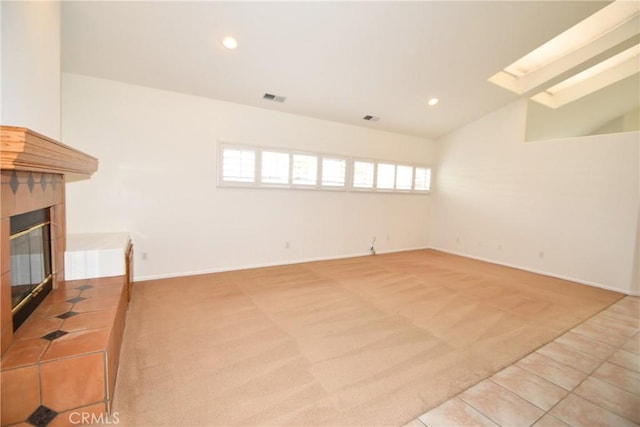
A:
[[396, 165, 413, 190], [222, 148, 256, 183], [322, 158, 346, 187], [219, 143, 430, 195], [376, 163, 395, 190], [353, 161, 374, 188], [415, 167, 431, 191], [262, 151, 290, 184], [292, 154, 318, 185]]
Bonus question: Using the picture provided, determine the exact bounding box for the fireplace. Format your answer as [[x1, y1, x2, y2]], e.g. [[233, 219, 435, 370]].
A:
[[0, 127, 138, 427], [0, 125, 98, 355], [10, 208, 53, 330]]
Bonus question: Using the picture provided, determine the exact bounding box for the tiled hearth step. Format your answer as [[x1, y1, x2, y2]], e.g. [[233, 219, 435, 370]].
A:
[[0, 276, 128, 427]]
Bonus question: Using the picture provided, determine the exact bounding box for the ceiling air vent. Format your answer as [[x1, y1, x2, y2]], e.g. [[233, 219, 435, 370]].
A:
[[363, 115, 379, 122], [263, 93, 286, 103]]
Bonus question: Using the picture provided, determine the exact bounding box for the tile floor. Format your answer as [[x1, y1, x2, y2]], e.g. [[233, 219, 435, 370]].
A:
[[405, 296, 640, 427], [0, 276, 127, 426]]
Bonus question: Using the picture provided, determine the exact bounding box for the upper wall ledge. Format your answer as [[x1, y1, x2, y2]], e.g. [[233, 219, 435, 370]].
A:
[[0, 125, 98, 176]]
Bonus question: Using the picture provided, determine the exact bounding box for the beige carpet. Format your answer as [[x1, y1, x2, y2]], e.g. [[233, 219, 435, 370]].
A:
[[113, 250, 622, 426]]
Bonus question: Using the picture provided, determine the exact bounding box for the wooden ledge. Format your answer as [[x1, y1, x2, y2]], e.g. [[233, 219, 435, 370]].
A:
[[0, 126, 98, 176]]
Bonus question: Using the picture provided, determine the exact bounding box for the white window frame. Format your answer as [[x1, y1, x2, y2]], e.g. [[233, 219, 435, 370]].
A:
[[395, 164, 414, 192], [351, 159, 377, 191], [260, 150, 291, 187], [291, 152, 320, 187], [218, 143, 258, 187], [217, 141, 431, 195], [320, 156, 349, 190], [414, 166, 432, 192], [375, 162, 396, 192]]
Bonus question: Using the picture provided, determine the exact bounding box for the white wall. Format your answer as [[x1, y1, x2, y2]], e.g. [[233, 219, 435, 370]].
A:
[[431, 99, 640, 295], [1, 1, 61, 139], [62, 73, 435, 280]]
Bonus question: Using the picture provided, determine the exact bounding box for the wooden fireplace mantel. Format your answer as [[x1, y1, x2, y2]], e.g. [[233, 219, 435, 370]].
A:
[[0, 125, 98, 176]]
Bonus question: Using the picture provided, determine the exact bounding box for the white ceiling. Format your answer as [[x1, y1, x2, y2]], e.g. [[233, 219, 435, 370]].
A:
[[61, 1, 610, 140]]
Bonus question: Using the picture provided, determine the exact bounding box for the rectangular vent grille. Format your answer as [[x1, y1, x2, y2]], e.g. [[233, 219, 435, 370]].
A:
[[263, 93, 286, 103], [363, 115, 379, 121]]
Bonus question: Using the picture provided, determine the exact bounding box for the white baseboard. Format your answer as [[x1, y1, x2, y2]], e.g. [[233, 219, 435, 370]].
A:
[[134, 245, 429, 282], [428, 246, 638, 296], [134, 245, 638, 297]]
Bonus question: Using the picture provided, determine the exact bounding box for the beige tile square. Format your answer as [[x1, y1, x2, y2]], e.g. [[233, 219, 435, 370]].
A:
[[609, 349, 640, 373], [551, 393, 637, 427], [622, 333, 639, 356], [593, 361, 640, 395], [532, 413, 571, 427], [517, 352, 587, 390], [571, 322, 628, 348], [401, 418, 426, 427], [574, 376, 640, 423], [491, 365, 568, 411], [537, 341, 602, 374], [599, 309, 640, 329], [418, 397, 498, 427], [607, 297, 640, 318], [458, 380, 544, 426], [584, 313, 638, 338], [555, 331, 616, 360]]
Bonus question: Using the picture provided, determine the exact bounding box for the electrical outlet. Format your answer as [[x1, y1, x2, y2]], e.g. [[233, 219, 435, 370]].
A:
[[285, 241, 290, 249], [141, 252, 148, 261], [539, 251, 544, 259]]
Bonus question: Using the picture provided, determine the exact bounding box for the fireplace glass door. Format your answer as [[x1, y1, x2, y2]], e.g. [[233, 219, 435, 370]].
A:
[[10, 209, 53, 329]]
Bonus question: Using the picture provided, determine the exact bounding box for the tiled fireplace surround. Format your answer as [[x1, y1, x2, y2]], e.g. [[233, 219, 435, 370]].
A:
[[0, 127, 127, 426]]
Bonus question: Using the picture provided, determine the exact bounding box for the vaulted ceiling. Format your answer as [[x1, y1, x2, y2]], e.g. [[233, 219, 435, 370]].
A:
[[61, 1, 610, 139]]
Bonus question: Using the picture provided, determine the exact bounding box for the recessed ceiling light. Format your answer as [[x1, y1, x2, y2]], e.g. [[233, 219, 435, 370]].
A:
[[428, 98, 439, 106], [222, 36, 238, 50]]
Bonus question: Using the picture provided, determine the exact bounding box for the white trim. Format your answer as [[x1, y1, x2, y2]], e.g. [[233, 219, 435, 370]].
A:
[[134, 245, 429, 282], [320, 156, 348, 189], [429, 246, 638, 296], [218, 143, 259, 187], [352, 158, 376, 191], [218, 140, 432, 195], [291, 152, 320, 188], [134, 246, 638, 296]]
